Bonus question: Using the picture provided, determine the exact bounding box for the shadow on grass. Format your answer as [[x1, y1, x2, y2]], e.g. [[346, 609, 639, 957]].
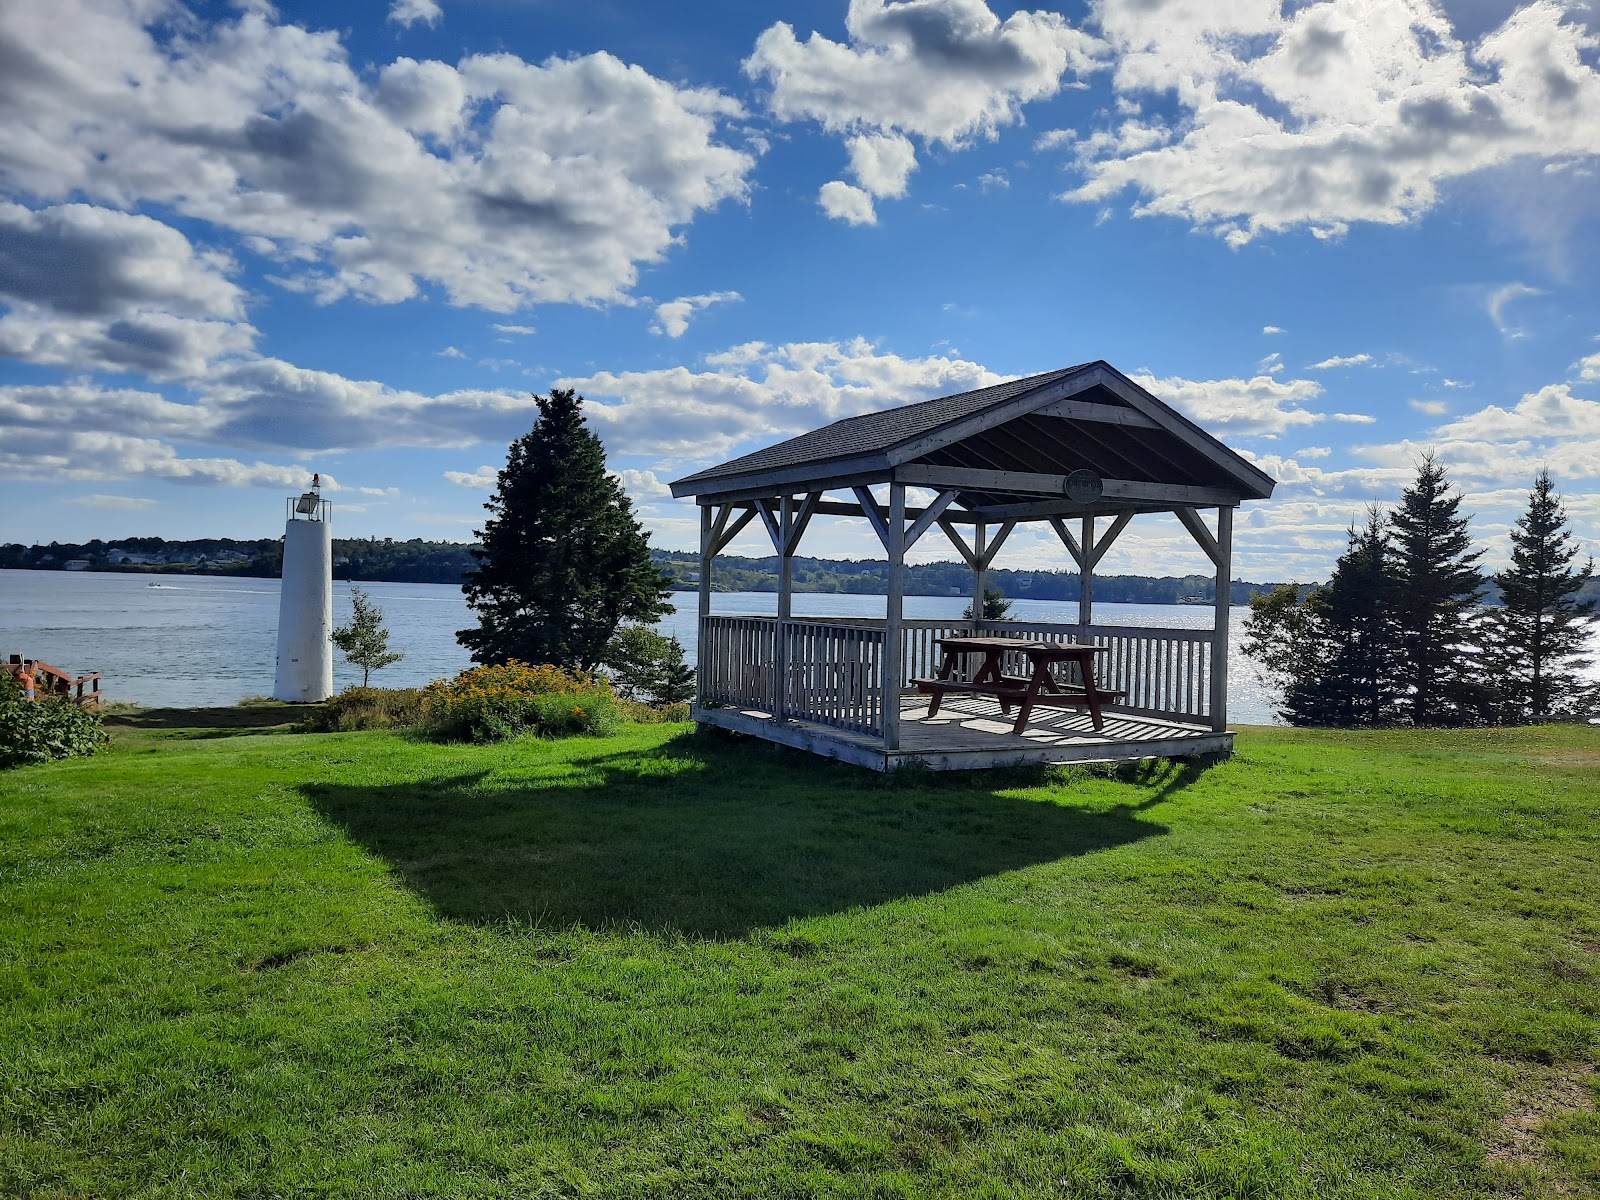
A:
[[302, 730, 1169, 938], [105, 704, 317, 734]]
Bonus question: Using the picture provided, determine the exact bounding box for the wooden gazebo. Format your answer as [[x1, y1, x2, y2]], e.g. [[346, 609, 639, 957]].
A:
[[670, 361, 1276, 771]]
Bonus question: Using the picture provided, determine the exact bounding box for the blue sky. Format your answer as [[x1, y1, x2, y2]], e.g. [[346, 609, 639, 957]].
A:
[[2, 0, 1598, 582]]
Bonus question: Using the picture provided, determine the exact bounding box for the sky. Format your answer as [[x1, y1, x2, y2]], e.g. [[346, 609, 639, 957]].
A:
[[2, 0, 1598, 583]]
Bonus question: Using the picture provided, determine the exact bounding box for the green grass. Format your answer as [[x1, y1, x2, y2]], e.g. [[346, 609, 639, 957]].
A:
[[2, 715, 1597, 1198]]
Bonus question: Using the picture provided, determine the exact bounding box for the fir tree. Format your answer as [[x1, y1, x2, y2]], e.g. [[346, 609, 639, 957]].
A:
[[1489, 470, 1596, 721], [962, 587, 1012, 621], [458, 389, 671, 670], [605, 625, 696, 706], [1387, 453, 1488, 725], [1285, 507, 1400, 726], [331, 587, 403, 687]]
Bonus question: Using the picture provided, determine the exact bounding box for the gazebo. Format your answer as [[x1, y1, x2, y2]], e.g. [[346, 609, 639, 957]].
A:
[[669, 361, 1276, 771]]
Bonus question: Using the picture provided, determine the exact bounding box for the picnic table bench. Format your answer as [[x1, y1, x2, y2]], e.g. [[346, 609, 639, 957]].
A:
[[912, 635, 1126, 734]]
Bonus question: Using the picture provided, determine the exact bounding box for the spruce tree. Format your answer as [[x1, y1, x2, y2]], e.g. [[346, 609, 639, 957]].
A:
[[1285, 507, 1399, 726], [1489, 470, 1596, 721], [458, 389, 671, 670], [332, 587, 403, 687], [1387, 453, 1488, 725]]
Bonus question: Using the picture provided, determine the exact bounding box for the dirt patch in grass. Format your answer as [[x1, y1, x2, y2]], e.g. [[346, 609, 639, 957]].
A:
[[1487, 1061, 1597, 1169]]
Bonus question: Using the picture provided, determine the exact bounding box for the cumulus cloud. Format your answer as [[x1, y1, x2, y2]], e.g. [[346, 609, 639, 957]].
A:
[[749, 0, 1101, 216], [651, 291, 742, 338], [613, 468, 672, 500], [389, 0, 441, 28], [444, 466, 499, 488], [1061, 0, 1600, 244], [819, 180, 879, 224], [1263, 325, 1285, 334], [1576, 348, 1600, 380], [1128, 371, 1346, 438], [0, 0, 756, 313]]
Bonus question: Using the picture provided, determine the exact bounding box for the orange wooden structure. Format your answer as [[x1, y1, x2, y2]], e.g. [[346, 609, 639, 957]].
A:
[[5, 654, 102, 706]]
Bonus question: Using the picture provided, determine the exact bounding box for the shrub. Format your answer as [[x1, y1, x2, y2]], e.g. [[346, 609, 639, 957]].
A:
[[604, 625, 696, 707], [421, 661, 619, 743], [299, 686, 426, 732], [615, 698, 693, 724], [0, 676, 108, 768]]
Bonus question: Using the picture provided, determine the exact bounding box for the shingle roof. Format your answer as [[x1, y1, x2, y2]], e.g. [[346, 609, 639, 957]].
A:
[[673, 365, 1089, 487]]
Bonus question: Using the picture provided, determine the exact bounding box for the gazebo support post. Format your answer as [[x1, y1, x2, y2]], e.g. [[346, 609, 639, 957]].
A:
[[971, 522, 987, 632], [1078, 514, 1095, 638], [775, 494, 793, 722], [884, 483, 906, 752], [696, 504, 713, 714], [1210, 505, 1234, 732]]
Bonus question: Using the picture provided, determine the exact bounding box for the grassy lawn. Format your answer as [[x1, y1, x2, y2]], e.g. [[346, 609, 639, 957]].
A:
[[1, 714, 1597, 1198]]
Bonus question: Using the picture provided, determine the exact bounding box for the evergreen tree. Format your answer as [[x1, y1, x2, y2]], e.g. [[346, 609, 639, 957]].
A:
[[1489, 470, 1596, 721], [605, 625, 696, 706], [1284, 507, 1400, 726], [1387, 453, 1488, 725], [332, 587, 403, 687], [1243, 509, 1399, 727], [962, 586, 1012, 621], [458, 389, 670, 670]]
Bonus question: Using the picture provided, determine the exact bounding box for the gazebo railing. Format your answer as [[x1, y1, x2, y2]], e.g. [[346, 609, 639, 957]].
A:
[[701, 614, 1214, 732]]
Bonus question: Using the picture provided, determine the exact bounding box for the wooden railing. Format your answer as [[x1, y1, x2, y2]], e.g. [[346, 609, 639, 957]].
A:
[[975, 621, 1214, 722], [699, 616, 887, 736], [700, 614, 1216, 734], [4, 654, 103, 706]]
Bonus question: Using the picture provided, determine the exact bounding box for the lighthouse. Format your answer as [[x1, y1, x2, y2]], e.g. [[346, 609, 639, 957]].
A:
[[273, 474, 334, 702]]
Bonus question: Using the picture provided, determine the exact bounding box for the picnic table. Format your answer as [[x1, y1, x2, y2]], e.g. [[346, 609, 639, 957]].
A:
[[911, 635, 1124, 734]]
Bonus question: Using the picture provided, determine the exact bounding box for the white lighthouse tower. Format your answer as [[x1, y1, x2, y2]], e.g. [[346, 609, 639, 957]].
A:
[[273, 474, 334, 702]]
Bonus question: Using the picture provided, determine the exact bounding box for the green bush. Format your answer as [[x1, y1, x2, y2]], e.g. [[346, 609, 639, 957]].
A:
[[0, 677, 108, 768], [615, 698, 692, 724], [299, 686, 426, 733], [421, 661, 619, 743], [604, 625, 696, 707]]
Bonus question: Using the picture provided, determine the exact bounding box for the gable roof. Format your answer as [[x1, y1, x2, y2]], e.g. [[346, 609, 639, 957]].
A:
[[670, 360, 1275, 504]]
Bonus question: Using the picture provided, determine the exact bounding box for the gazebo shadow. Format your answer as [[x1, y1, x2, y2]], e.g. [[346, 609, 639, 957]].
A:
[[303, 733, 1169, 938]]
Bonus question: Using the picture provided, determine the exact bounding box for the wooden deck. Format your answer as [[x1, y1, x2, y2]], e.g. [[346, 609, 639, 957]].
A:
[[696, 692, 1231, 772]]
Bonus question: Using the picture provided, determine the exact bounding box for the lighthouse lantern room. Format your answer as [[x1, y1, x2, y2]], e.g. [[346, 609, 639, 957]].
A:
[[273, 474, 334, 702]]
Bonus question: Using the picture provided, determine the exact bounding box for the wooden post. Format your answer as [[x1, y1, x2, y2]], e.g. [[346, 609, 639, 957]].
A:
[[1078, 514, 1095, 638], [971, 521, 987, 632], [1211, 505, 1234, 732], [776, 494, 793, 722], [696, 504, 713, 715], [884, 483, 906, 752]]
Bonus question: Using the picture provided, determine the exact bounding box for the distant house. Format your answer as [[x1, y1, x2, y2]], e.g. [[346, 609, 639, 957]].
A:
[[63, 560, 91, 571]]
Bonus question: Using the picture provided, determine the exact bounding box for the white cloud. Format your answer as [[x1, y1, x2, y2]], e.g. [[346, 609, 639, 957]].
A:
[[437, 346, 467, 358], [1291, 445, 1331, 459], [651, 291, 743, 338], [1410, 398, 1449, 415], [612, 468, 672, 500], [0, 1, 756, 313], [492, 324, 535, 336], [389, 0, 441, 28], [1486, 282, 1544, 337], [978, 169, 1010, 190], [749, 0, 1101, 213], [1263, 325, 1285, 335], [444, 466, 498, 488], [819, 180, 879, 225], [1129, 371, 1336, 438], [1063, 0, 1600, 244], [1575, 350, 1600, 380], [67, 493, 158, 509], [1308, 353, 1375, 369]]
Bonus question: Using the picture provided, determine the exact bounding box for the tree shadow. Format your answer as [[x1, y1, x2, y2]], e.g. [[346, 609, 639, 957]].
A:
[[105, 705, 313, 735], [302, 732, 1169, 938]]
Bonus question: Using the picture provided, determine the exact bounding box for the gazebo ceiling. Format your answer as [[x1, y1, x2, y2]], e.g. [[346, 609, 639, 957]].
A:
[[671, 361, 1276, 515]]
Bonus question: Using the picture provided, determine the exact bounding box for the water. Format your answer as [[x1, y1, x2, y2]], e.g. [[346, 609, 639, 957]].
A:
[[14, 569, 1591, 724]]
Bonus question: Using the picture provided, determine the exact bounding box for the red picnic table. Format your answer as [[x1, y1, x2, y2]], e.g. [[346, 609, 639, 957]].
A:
[[912, 635, 1125, 734]]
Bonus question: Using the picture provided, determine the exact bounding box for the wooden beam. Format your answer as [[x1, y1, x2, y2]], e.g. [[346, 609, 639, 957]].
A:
[[1048, 516, 1083, 567], [852, 486, 891, 551], [937, 518, 977, 569], [1079, 515, 1094, 629], [884, 483, 907, 752], [882, 366, 1101, 465], [710, 507, 757, 555], [696, 504, 713, 710], [1090, 511, 1135, 569], [1036, 397, 1160, 428], [670, 452, 888, 500], [785, 491, 822, 555], [899, 463, 1242, 507], [1173, 505, 1222, 568], [978, 520, 1015, 569], [903, 489, 959, 551], [753, 498, 783, 553], [971, 522, 986, 631]]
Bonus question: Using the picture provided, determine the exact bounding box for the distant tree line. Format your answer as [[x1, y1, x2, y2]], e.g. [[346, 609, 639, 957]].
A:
[[1246, 457, 1597, 726], [5, 535, 1309, 605]]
